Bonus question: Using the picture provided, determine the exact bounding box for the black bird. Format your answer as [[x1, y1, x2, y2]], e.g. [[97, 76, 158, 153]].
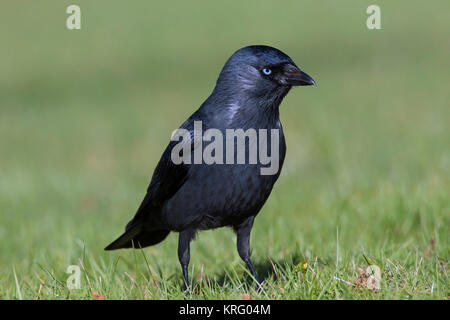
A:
[[105, 45, 315, 289]]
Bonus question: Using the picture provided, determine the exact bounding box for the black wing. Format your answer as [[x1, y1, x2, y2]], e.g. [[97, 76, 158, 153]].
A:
[[105, 124, 196, 250], [127, 139, 190, 229]]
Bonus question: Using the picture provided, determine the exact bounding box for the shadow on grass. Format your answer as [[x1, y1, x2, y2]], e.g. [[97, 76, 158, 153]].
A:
[[169, 250, 335, 297], [211, 252, 306, 289]]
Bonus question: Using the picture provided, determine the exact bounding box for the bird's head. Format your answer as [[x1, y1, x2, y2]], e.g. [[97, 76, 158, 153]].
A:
[[215, 45, 315, 100]]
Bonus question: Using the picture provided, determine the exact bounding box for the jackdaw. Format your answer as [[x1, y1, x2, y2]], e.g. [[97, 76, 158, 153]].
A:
[[105, 45, 315, 289]]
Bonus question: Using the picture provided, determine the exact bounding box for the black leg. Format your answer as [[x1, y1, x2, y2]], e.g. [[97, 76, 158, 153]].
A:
[[234, 216, 262, 288], [178, 229, 196, 292]]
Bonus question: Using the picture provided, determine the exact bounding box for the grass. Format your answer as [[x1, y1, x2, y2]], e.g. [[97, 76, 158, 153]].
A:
[[0, 0, 448, 299]]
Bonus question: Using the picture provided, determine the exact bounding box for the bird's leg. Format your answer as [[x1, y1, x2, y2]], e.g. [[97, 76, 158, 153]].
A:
[[178, 229, 195, 292], [235, 216, 262, 288]]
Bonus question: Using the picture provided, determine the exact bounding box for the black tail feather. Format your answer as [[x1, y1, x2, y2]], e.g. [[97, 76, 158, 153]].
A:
[[105, 225, 170, 250]]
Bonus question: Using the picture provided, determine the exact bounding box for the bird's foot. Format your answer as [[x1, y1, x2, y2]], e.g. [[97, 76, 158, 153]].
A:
[[183, 284, 192, 296]]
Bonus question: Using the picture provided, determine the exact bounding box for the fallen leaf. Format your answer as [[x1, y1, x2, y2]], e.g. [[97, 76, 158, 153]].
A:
[[92, 291, 105, 300], [239, 293, 251, 300], [354, 266, 381, 291]]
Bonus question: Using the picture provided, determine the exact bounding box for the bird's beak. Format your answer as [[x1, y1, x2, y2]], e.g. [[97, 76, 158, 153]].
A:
[[283, 64, 316, 86]]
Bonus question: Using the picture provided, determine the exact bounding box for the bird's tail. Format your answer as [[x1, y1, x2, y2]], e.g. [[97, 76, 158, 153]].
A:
[[104, 223, 170, 250]]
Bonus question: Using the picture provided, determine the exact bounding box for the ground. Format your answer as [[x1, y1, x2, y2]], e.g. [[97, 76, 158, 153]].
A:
[[0, 0, 448, 299]]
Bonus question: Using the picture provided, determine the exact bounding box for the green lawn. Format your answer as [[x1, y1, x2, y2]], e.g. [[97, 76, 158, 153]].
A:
[[0, 0, 448, 299]]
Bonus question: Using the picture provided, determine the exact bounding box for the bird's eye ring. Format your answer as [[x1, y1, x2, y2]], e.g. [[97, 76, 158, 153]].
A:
[[262, 68, 272, 75]]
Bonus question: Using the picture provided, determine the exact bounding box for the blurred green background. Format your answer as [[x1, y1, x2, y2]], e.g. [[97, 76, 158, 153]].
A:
[[0, 1, 448, 299]]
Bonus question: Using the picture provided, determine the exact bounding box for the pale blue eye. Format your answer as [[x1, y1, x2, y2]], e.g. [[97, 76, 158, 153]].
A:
[[262, 68, 272, 75]]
